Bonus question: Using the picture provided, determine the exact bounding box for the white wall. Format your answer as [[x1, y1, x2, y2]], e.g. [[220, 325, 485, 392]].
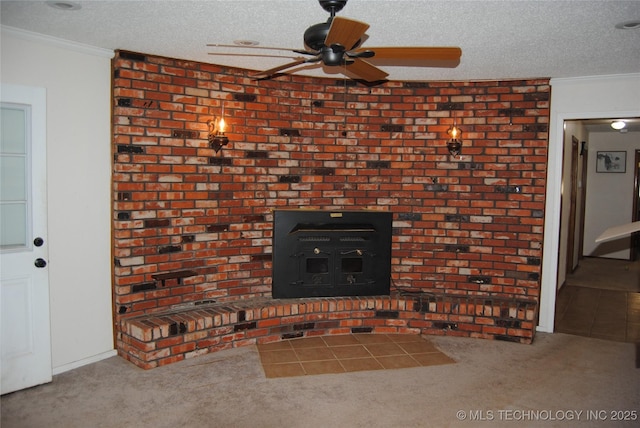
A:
[[1, 27, 115, 372], [583, 131, 640, 259], [539, 73, 640, 333]]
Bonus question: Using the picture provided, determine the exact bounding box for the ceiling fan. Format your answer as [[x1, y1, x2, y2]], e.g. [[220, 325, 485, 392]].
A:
[[207, 0, 462, 82]]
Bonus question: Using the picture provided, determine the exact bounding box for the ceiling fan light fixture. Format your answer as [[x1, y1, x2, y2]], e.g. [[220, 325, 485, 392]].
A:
[[322, 45, 347, 66], [611, 120, 626, 130]]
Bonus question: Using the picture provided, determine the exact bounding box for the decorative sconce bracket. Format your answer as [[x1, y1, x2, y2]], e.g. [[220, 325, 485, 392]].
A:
[[447, 138, 462, 157], [209, 134, 229, 153]]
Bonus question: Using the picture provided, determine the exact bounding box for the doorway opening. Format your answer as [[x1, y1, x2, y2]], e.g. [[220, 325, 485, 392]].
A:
[[554, 118, 640, 343]]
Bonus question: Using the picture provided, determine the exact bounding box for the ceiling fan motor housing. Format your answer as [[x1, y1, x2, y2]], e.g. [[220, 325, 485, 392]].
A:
[[304, 21, 331, 51], [304, 20, 361, 53], [305, 0, 350, 52]]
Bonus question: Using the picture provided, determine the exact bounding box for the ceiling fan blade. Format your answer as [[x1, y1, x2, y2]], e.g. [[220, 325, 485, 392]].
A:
[[355, 47, 462, 68], [208, 52, 304, 60], [325, 16, 370, 51], [343, 58, 389, 82], [252, 57, 313, 80], [207, 43, 314, 56]]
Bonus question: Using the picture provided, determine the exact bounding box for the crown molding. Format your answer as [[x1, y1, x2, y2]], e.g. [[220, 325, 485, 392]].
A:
[[1, 25, 114, 58], [551, 73, 640, 85]]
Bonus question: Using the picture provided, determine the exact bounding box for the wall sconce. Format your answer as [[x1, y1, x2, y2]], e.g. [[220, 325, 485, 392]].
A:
[[209, 104, 229, 153], [446, 117, 463, 157]]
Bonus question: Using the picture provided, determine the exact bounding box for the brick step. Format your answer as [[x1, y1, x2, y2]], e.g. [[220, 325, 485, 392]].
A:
[[118, 293, 537, 369]]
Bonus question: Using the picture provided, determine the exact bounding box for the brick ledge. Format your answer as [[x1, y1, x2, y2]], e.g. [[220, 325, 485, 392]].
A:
[[117, 293, 537, 369]]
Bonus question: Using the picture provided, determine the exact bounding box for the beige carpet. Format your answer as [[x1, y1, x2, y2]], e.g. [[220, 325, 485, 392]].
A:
[[257, 334, 455, 378], [2, 333, 638, 428]]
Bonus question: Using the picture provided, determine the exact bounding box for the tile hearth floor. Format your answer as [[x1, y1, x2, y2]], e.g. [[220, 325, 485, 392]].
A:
[[257, 334, 455, 378]]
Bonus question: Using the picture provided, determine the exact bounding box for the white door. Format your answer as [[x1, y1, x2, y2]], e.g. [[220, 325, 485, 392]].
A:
[[0, 83, 51, 395]]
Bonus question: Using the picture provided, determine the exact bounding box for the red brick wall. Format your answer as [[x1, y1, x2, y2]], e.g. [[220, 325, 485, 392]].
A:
[[112, 51, 549, 327]]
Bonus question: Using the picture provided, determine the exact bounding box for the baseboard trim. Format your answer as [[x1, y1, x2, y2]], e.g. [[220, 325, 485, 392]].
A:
[[52, 350, 117, 375]]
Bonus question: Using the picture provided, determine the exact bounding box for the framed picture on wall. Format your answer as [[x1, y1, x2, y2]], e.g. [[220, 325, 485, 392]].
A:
[[596, 151, 626, 173]]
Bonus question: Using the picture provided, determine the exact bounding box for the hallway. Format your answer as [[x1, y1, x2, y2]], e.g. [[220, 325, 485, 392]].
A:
[[555, 257, 640, 343]]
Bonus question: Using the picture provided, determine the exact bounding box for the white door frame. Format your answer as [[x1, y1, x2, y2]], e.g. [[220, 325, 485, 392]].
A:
[[538, 109, 640, 333]]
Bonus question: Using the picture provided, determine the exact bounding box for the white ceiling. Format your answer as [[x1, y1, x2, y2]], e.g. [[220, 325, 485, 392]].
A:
[[1, 0, 639, 83], [2, 1, 639, 133]]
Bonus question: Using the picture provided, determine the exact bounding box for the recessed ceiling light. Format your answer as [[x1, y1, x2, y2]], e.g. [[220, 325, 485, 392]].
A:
[[615, 20, 640, 30], [233, 40, 260, 47], [46, 1, 81, 11], [611, 121, 626, 130]]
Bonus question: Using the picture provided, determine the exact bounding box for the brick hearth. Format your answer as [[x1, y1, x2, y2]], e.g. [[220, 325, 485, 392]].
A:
[[119, 293, 536, 369]]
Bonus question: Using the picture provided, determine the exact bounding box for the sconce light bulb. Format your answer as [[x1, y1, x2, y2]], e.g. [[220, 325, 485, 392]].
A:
[[219, 117, 226, 133], [448, 125, 461, 140]]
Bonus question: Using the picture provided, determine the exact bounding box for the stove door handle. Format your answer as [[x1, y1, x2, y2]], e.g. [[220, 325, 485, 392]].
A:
[[340, 249, 364, 256]]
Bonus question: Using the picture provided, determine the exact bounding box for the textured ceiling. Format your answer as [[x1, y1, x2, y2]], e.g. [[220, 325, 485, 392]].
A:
[[2, 0, 639, 132], [1, 0, 640, 83]]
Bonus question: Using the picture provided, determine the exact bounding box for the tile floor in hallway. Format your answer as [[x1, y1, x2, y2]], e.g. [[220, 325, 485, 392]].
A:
[[555, 257, 640, 343], [257, 333, 455, 378], [555, 285, 640, 343]]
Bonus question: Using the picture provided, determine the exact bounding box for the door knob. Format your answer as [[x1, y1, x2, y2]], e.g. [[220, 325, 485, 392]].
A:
[[34, 237, 44, 247], [34, 258, 47, 268]]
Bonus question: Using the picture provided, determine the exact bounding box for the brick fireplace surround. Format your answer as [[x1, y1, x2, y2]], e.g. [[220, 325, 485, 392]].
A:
[[112, 50, 549, 369]]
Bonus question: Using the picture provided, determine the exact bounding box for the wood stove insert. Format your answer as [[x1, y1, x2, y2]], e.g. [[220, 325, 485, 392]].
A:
[[272, 210, 392, 298]]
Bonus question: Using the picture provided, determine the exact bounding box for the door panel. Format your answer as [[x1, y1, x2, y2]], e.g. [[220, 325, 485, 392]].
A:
[[1, 84, 51, 395], [1, 276, 37, 378]]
